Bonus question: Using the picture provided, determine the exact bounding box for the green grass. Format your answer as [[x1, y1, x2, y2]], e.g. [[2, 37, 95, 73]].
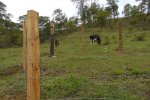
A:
[[0, 28, 150, 99]]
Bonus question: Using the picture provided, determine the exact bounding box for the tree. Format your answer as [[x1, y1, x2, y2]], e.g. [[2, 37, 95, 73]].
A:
[[5, 13, 13, 21], [138, 2, 146, 13], [128, 5, 147, 25], [130, 5, 140, 16], [18, 15, 26, 23], [87, 2, 100, 25], [0, 1, 22, 47], [96, 8, 109, 28], [83, 3, 109, 28], [39, 16, 50, 39], [105, 6, 112, 18], [106, 0, 119, 19], [0, 1, 6, 19], [123, 3, 132, 17], [0, 18, 22, 47], [65, 16, 79, 32], [136, 0, 150, 14], [39, 16, 50, 31], [0, 1, 12, 21], [71, 0, 90, 24], [52, 8, 67, 33], [84, 6, 91, 25]]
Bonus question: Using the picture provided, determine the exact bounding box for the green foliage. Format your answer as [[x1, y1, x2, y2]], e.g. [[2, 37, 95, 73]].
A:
[[0, 1, 22, 48], [130, 5, 140, 17], [65, 16, 78, 32], [103, 36, 110, 45], [71, 0, 90, 23], [96, 8, 109, 28], [133, 33, 145, 41], [0, 35, 10, 48], [106, 0, 119, 19], [42, 75, 87, 98], [146, 15, 150, 22], [52, 8, 67, 33], [39, 16, 50, 42], [111, 69, 125, 75], [0, 18, 22, 48], [0, 1, 6, 19], [0, 1, 12, 21], [136, 0, 150, 14], [85, 2, 100, 27], [18, 15, 26, 23], [131, 67, 150, 75], [123, 3, 132, 17]]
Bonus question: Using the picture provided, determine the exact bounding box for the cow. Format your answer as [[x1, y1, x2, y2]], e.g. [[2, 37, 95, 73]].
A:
[[89, 34, 101, 45]]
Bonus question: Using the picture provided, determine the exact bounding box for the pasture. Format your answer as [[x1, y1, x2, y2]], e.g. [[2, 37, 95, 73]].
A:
[[0, 28, 150, 100]]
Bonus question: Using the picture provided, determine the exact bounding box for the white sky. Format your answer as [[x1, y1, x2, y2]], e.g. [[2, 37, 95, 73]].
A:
[[1, 0, 139, 23]]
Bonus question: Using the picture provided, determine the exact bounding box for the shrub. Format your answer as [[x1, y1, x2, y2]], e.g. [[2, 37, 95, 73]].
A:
[[132, 33, 145, 41], [0, 35, 10, 48], [103, 36, 110, 45]]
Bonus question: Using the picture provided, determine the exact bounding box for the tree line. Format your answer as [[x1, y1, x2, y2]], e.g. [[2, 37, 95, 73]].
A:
[[0, 0, 150, 47]]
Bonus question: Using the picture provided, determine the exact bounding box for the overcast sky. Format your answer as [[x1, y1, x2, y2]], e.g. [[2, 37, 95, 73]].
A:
[[1, 0, 139, 22]]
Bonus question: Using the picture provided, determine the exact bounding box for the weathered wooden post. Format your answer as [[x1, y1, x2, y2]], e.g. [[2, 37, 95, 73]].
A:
[[2, 96, 6, 100], [81, 24, 85, 54], [23, 21, 27, 70], [26, 10, 40, 100], [118, 21, 123, 51], [50, 21, 55, 57]]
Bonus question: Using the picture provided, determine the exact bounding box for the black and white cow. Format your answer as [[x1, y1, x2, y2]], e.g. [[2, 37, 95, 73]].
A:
[[89, 34, 101, 45]]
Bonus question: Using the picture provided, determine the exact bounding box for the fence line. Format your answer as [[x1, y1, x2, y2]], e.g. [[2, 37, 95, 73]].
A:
[[39, 75, 150, 80], [1, 58, 150, 100], [40, 98, 114, 100], [1, 14, 150, 100]]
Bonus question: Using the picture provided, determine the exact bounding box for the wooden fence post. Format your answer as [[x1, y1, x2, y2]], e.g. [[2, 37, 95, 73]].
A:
[[50, 22, 55, 57], [26, 10, 40, 100], [2, 96, 6, 100], [118, 21, 123, 51], [23, 21, 27, 70], [81, 24, 85, 54]]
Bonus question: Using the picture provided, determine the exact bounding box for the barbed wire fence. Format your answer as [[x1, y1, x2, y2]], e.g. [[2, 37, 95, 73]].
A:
[[1, 19, 150, 100], [0, 12, 150, 100], [36, 48, 150, 100], [1, 35, 150, 100], [40, 39, 150, 100], [0, 46, 26, 100]]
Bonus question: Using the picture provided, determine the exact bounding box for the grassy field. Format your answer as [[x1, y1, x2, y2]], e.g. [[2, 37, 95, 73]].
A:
[[0, 28, 150, 100]]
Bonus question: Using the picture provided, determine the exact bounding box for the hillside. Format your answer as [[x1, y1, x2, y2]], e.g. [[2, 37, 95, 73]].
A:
[[0, 28, 150, 99]]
